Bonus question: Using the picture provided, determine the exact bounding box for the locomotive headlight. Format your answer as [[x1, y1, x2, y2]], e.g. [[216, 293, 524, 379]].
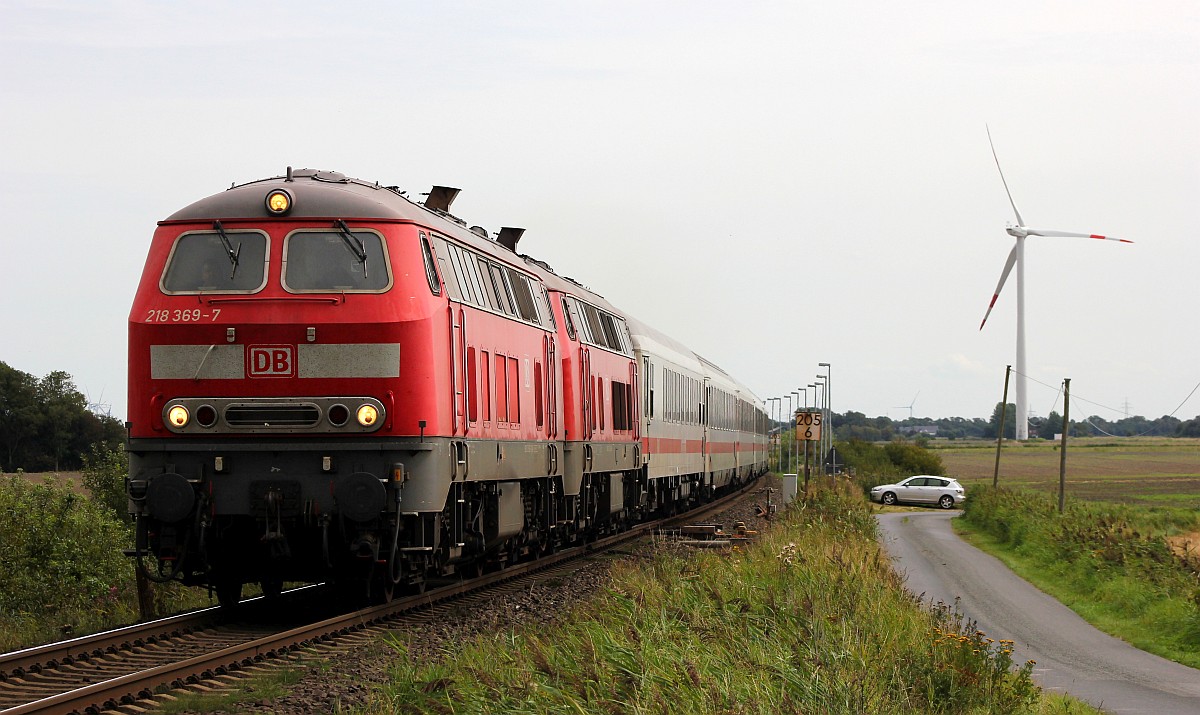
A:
[[265, 188, 293, 215], [167, 405, 190, 428], [356, 404, 379, 427]]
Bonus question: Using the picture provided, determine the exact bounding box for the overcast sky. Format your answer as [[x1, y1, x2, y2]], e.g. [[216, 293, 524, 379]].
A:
[[1, 1, 1196, 424]]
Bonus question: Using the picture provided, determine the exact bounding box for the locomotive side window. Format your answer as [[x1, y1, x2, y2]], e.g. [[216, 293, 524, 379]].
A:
[[161, 230, 269, 294], [581, 303, 606, 348], [445, 243, 475, 303], [506, 268, 540, 323], [481, 259, 513, 315], [283, 229, 391, 292], [563, 296, 631, 356], [420, 233, 441, 295], [560, 297, 577, 340]]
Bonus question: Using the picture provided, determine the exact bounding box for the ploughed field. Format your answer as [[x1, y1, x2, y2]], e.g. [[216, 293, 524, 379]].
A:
[[932, 437, 1200, 508]]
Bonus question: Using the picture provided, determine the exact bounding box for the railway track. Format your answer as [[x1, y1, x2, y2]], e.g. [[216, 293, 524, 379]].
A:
[[0, 480, 764, 714]]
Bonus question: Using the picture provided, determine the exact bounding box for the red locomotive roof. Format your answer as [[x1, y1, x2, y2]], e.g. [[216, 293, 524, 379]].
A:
[[164, 169, 436, 224]]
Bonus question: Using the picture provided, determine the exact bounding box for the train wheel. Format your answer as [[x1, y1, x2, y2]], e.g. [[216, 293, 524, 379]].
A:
[[374, 574, 396, 604], [260, 577, 283, 600], [215, 578, 242, 609]]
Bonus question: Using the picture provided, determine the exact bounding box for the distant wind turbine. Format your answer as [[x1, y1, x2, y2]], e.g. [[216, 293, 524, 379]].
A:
[[978, 127, 1132, 440], [893, 391, 919, 420]]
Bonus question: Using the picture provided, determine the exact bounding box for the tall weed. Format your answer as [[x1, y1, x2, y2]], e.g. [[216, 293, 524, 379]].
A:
[[375, 483, 1045, 714]]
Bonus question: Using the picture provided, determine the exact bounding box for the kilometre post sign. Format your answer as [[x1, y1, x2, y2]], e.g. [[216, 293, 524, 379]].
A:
[[795, 410, 821, 442]]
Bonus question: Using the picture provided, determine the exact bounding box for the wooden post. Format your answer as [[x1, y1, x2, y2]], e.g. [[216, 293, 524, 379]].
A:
[[1059, 378, 1070, 514], [993, 365, 1011, 488]]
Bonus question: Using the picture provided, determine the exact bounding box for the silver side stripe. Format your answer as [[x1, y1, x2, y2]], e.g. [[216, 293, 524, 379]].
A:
[[151, 345, 245, 380], [298, 343, 400, 378], [150, 343, 400, 380]]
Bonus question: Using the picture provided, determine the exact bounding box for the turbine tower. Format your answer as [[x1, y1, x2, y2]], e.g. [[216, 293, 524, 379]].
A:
[[979, 127, 1132, 440]]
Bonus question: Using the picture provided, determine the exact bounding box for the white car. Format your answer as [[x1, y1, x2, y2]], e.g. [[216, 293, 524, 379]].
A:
[[870, 476, 966, 509]]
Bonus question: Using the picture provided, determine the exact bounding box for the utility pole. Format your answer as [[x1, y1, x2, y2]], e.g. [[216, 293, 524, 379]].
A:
[[993, 365, 1011, 488], [1059, 378, 1070, 514]]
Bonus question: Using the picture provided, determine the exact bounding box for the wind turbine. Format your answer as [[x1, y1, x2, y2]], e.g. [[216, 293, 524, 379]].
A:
[[978, 127, 1132, 440], [893, 391, 919, 420]]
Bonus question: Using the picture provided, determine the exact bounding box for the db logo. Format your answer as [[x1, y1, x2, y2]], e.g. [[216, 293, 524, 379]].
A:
[[247, 345, 296, 378]]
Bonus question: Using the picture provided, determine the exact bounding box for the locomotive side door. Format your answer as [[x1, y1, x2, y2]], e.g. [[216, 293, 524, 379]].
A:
[[451, 305, 468, 435], [702, 379, 711, 476]]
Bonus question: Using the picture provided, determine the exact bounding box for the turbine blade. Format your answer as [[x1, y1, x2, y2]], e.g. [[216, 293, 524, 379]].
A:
[[1025, 228, 1133, 243], [987, 125, 1025, 227], [980, 244, 1018, 331]]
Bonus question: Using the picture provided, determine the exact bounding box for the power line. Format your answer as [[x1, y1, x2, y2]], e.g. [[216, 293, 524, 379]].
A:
[[1011, 368, 1200, 420]]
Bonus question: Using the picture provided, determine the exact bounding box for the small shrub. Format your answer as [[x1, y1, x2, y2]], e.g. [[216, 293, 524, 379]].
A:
[[0, 475, 136, 646], [81, 444, 129, 522]]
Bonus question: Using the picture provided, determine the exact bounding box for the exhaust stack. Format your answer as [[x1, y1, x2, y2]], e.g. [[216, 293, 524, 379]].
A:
[[424, 186, 461, 212], [497, 227, 525, 252]]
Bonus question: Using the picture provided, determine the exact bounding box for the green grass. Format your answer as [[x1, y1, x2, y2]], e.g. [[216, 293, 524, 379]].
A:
[[957, 485, 1200, 669], [366, 482, 1097, 714]]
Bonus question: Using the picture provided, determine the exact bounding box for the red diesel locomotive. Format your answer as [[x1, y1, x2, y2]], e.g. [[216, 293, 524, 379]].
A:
[[126, 168, 768, 604]]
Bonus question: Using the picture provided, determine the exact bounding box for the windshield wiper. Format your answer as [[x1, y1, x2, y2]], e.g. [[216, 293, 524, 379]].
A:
[[335, 219, 368, 278], [212, 220, 241, 279]]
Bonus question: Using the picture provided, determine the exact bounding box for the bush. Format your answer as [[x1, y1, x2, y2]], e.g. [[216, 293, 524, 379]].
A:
[[0, 475, 134, 626], [82, 444, 129, 522], [841, 439, 945, 495]]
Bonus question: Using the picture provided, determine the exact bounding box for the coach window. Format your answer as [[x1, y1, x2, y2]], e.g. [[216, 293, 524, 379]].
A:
[[161, 229, 269, 294], [283, 228, 391, 293]]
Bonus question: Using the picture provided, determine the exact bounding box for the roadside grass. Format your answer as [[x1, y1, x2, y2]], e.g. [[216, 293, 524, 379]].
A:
[[370, 482, 1096, 715], [957, 485, 1200, 669]]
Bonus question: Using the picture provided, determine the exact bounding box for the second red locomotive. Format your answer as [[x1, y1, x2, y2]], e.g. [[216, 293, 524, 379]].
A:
[[126, 168, 768, 604]]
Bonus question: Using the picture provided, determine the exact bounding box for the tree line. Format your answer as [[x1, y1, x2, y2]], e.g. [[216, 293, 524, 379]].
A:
[[790, 403, 1200, 442], [0, 361, 124, 472]]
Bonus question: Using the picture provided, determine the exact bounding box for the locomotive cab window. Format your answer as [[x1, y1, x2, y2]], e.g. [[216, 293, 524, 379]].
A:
[[283, 228, 392, 293], [161, 230, 269, 294], [420, 232, 441, 295]]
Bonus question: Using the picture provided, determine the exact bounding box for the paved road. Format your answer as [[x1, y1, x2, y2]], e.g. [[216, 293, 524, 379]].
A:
[[876, 511, 1200, 714]]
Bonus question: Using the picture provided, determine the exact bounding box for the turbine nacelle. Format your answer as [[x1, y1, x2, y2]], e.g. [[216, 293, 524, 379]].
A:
[[1005, 225, 1029, 238]]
